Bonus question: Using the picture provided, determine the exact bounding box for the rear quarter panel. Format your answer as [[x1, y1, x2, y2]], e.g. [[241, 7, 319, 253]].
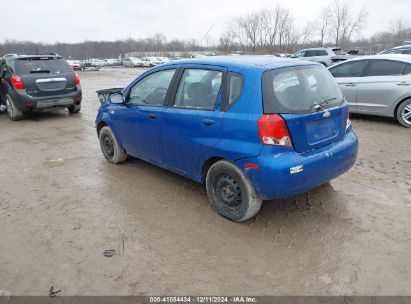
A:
[[201, 66, 264, 164]]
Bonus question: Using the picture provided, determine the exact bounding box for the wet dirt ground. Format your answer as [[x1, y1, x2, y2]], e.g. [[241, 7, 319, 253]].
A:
[[0, 68, 410, 296]]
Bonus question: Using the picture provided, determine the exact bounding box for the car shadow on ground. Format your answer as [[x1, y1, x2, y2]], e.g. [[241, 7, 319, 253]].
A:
[[102, 155, 350, 246], [350, 113, 399, 126], [22, 110, 75, 121]]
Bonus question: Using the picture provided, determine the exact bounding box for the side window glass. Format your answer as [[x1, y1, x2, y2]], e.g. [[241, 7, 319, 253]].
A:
[[128, 69, 175, 106], [174, 69, 222, 110], [329, 60, 368, 78], [294, 51, 304, 58], [304, 51, 314, 57], [228, 73, 244, 106], [404, 64, 411, 75], [367, 60, 405, 76]]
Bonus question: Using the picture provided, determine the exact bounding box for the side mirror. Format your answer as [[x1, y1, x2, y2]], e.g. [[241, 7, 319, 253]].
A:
[[110, 93, 125, 104]]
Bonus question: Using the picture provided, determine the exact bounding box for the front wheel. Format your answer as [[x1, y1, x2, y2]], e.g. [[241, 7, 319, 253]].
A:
[[397, 99, 411, 128], [99, 126, 127, 164], [206, 160, 262, 222], [5, 95, 23, 121]]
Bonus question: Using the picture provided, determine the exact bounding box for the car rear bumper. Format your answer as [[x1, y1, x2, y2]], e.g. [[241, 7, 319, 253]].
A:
[[235, 130, 358, 200], [10, 88, 82, 112]]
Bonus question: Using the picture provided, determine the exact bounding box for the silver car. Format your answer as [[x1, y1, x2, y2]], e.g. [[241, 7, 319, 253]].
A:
[[292, 47, 351, 67], [329, 54, 411, 127]]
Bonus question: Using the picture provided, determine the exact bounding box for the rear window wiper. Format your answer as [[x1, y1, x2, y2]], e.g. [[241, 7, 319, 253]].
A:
[[30, 70, 50, 74], [312, 97, 337, 112]]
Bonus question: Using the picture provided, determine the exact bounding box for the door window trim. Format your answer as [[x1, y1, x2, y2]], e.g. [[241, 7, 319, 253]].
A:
[[220, 72, 244, 112], [124, 66, 180, 107], [166, 65, 227, 112]]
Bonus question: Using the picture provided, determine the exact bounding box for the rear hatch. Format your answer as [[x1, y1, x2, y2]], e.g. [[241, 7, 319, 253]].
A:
[[262, 64, 347, 153], [14, 57, 76, 97]]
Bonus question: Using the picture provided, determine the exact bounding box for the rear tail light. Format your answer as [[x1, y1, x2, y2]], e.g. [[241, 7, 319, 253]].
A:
[[11, 75, 25, 90], [74, 72, 80, 85], [257, 114, 293, 147]]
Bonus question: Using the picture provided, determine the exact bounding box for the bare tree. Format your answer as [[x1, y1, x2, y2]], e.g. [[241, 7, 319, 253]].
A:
[[314, 7, 331, 46], [390, 18, 409, 43], [330, 0, 368, 48]]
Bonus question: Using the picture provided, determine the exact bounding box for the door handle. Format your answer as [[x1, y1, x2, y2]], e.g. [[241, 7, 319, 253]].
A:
[[148, 113, 157, 120], [345, 83, 357, 87], [202, 119, 215, 126], [397, 82, 410, 86]]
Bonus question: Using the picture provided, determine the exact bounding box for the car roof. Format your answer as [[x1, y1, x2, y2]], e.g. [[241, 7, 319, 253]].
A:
[[340, 54, 411, 63], [299, 47, 340, 51], [168, 55, 317, 70], [5, 54, 62, 60], [392, 45, 411, 50]]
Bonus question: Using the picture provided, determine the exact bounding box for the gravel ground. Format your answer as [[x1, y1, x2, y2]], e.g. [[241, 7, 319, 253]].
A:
[[0, 67, 410, 296]]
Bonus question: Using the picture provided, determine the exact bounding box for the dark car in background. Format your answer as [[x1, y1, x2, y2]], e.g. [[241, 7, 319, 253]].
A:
[[379, 45, 411, 55], [0, 54, 82, 120]]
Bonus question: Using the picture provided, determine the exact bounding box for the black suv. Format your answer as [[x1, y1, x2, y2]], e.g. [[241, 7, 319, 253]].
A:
[[0, 54, 82, 120]]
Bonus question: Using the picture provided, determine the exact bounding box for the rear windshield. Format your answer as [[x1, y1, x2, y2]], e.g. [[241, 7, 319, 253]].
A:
[[14, 58, 72, 74], [332, 48, 346, 55], [262, 65, 344, 114]]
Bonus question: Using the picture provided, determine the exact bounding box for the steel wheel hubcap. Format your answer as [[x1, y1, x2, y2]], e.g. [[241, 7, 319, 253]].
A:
[[402, 104, 411, 124], [214, 175, 242, 209], [103, 135, 115, 157]]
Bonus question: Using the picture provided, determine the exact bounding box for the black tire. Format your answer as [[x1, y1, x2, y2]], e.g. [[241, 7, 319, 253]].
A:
[[99, 126, 127, 164], [5, 95, 23, 121], [396, 99, 411, 128], [206, 160, 262, 222], [68, 105, 81, 113]]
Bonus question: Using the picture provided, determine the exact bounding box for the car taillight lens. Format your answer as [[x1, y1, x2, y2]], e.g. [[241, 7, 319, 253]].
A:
[[257, 114, 293, 147], [74, 72, 80, 85], [11, 75, 25, 90]]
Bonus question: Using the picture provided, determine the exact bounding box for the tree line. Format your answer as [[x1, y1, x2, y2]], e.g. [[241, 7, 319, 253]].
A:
[[0, 34, 203, 60]]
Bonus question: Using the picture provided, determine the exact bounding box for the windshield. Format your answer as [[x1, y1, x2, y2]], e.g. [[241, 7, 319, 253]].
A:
[[262, 65, 344, 114], [15, 58, 72, 74]]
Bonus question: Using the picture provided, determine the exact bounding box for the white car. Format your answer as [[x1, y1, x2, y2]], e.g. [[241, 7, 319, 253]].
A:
[[156, 57, 170, 63], [123, 57, 150, 68], [141, 57, 162, 67]]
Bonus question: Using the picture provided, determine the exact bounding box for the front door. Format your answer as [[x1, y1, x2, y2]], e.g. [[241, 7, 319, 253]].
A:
[[329, 60, 369, 111], [111, 68, 177, 162]]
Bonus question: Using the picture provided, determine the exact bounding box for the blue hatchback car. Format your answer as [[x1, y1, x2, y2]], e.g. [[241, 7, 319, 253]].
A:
[[96, 56, 358, 222]]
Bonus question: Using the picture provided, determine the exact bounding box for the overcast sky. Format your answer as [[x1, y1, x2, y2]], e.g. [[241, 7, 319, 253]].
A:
[[1, 0, 409, 44]]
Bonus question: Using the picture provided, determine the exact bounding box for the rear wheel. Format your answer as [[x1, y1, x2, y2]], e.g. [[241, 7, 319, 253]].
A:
[[68, 104, 81, 113], [99, 126, 127, 164], [397, 99, 411, 128], [206, 160, 262, 222], [5, 95, 23, 121]]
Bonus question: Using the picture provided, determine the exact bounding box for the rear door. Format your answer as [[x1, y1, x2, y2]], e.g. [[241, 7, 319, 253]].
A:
[[15, 57, 76, 97], [263, 65, 347, 153], [328, 60, 369, 111], [160, 65, 226, 176], [356, 59, 411, 114]]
